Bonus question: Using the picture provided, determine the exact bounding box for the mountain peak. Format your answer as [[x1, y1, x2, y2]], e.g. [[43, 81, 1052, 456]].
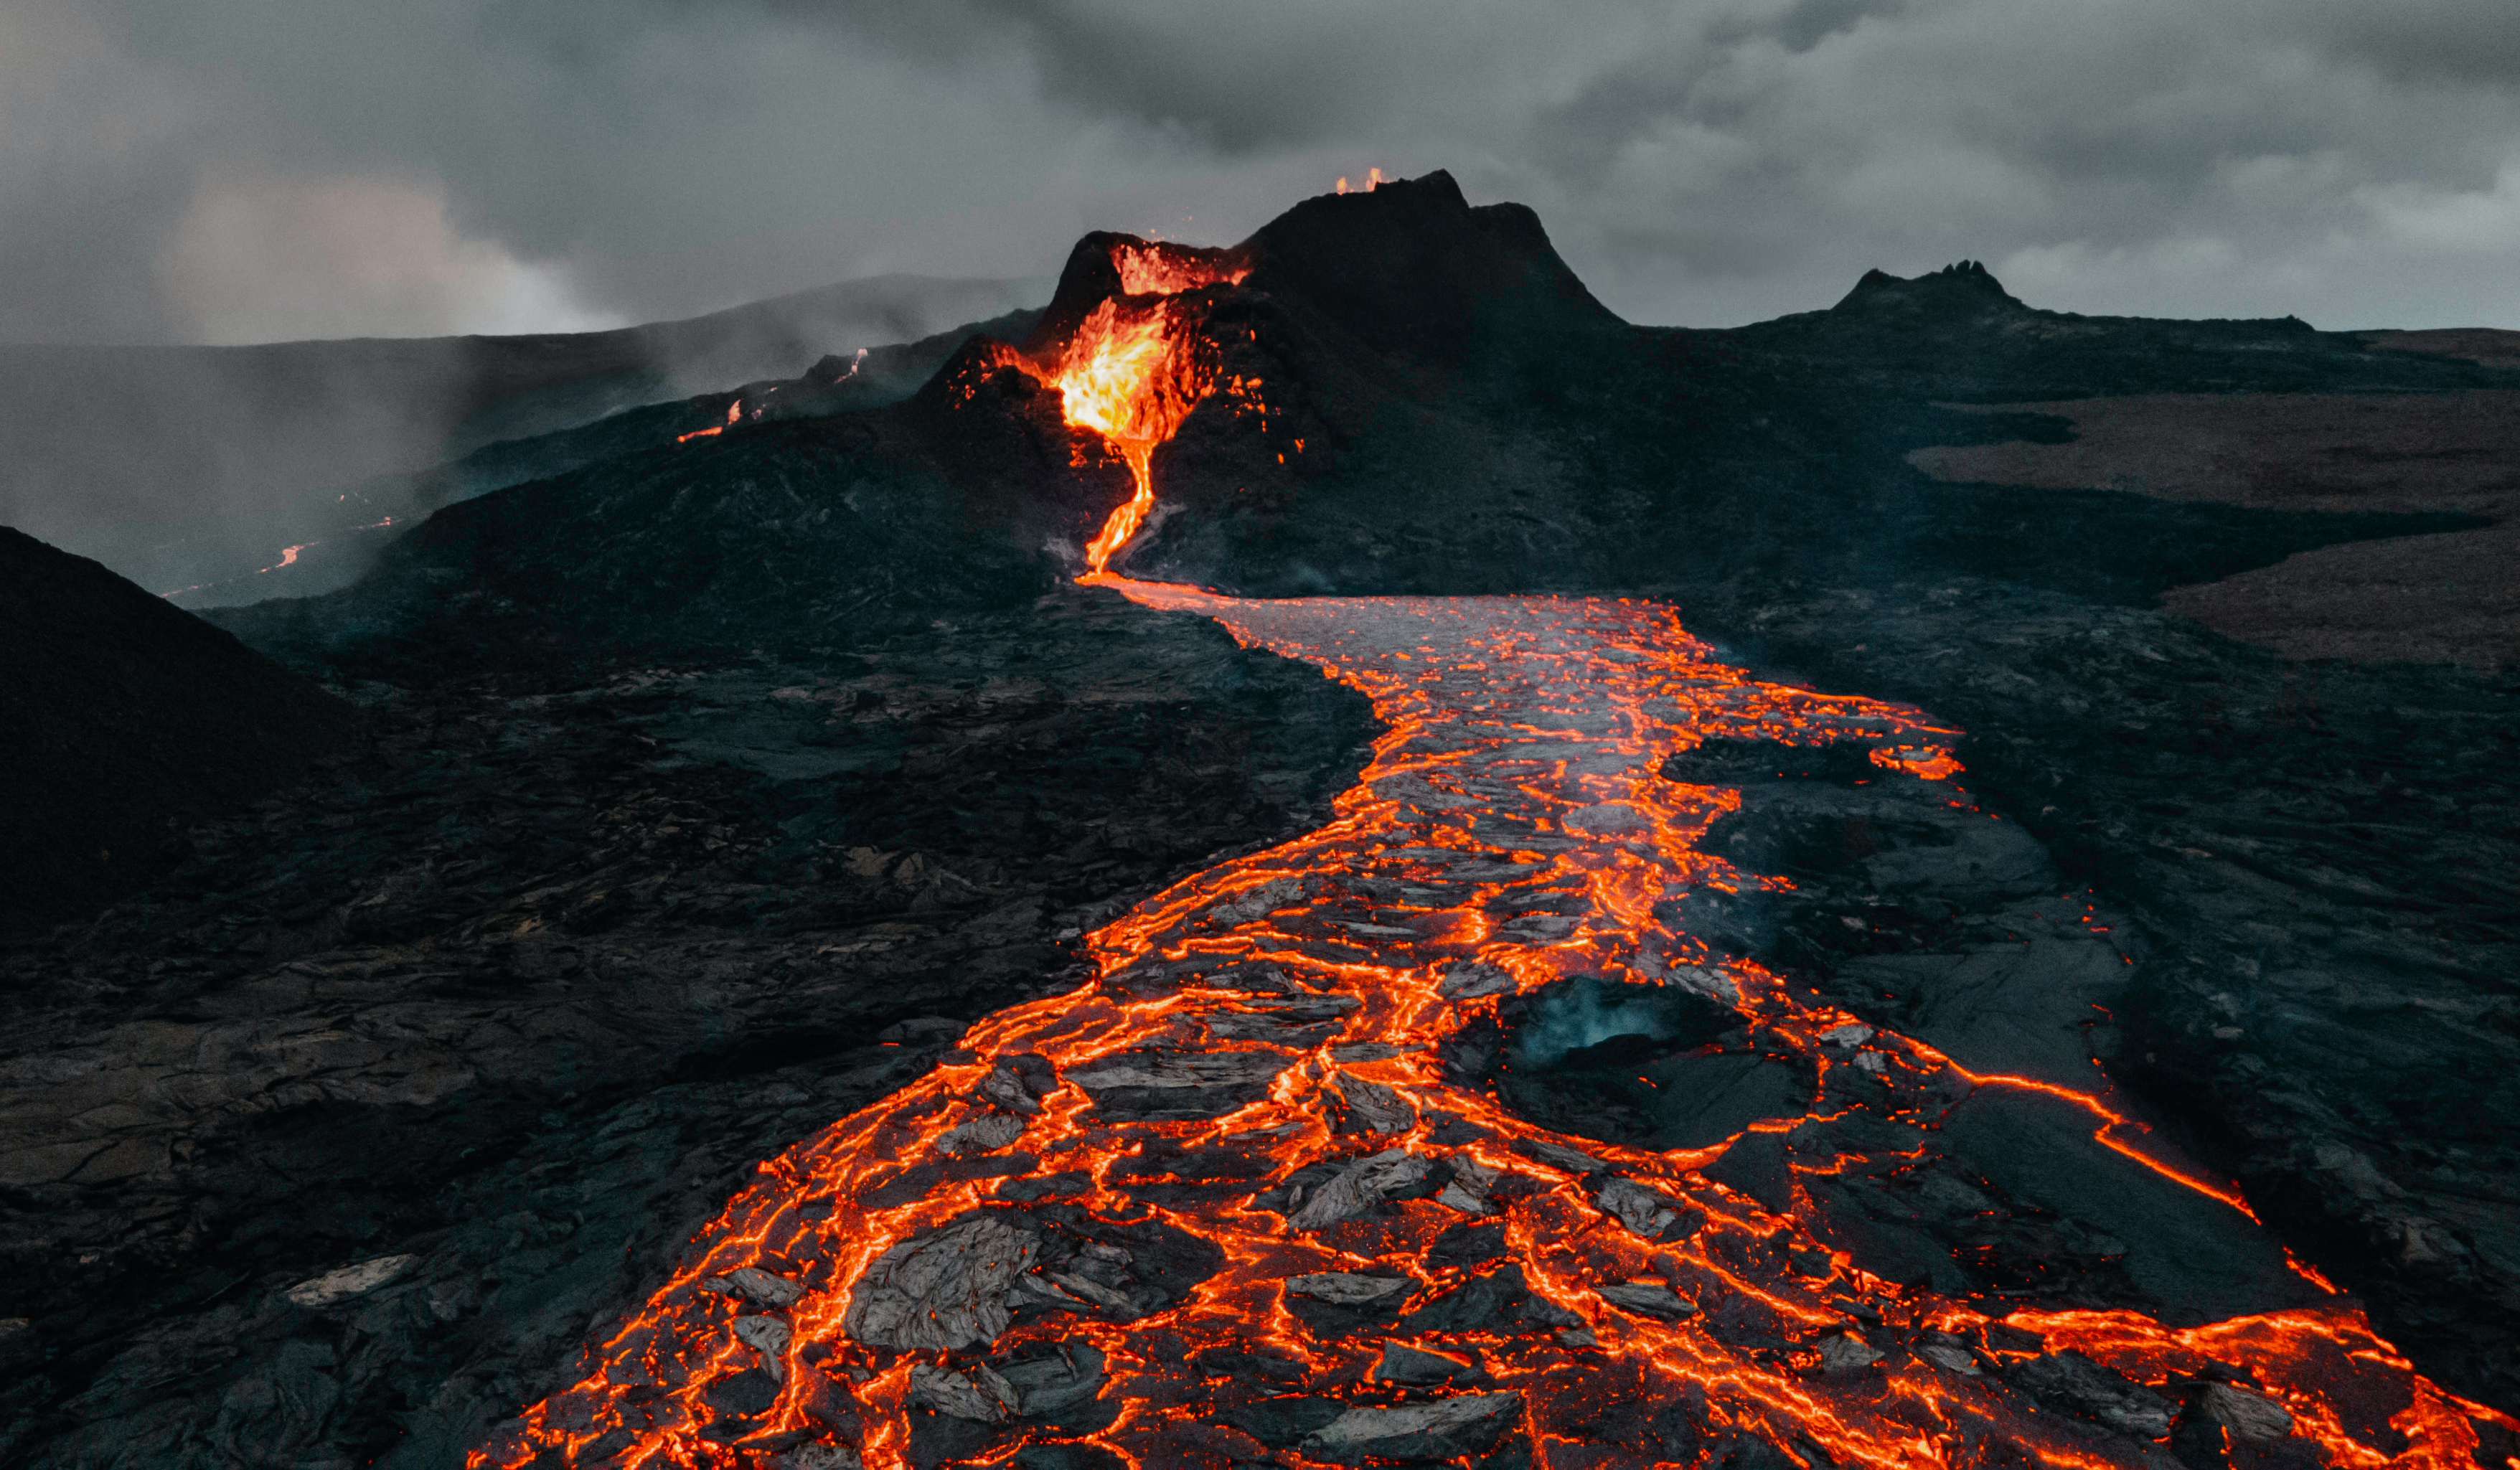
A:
[[1238, 169, 1624, 355], [1830, 258, 2026, 319]]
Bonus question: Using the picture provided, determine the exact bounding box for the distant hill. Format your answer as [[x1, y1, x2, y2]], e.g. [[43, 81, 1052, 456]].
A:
[[0, 527, 352, 928], [0, 273, 1043, 549]]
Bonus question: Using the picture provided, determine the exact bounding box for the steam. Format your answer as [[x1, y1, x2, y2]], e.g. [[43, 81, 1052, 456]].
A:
[[0, 274, 1046, 603], [156, 171, 624, 344], [1510, 974, 1730, 1070]]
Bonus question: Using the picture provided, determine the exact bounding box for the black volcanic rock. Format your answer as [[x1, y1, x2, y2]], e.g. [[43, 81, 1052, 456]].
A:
[[0, 588, 1374, 1468], [1233, 169, 1623, 361], [1828, 260, 2026, 320], [0, 527, 351, 928]]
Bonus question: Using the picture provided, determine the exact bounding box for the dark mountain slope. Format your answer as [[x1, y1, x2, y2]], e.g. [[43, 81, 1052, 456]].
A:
[[1114, 182, 2496, 602], [89, 303, 1043, 611], [1714, 257, 2499, 401], [0, 529, 352, 928], [215, 347, 1129, 672]]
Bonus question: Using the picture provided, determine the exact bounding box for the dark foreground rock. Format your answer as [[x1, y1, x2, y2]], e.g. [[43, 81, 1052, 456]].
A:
[[0, 585, 1373, 1467], [0, 527, 353, 928]]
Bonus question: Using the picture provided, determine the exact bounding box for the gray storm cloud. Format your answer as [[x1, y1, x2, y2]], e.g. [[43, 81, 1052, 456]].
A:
[[6, 0, 2519, 345]]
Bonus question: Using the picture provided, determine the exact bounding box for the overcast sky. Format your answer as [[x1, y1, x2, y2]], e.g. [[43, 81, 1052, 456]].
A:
[[9, 0, 2520, 344]]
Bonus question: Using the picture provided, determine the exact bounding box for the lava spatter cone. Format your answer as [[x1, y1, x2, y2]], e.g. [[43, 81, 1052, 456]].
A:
[[471, 586, 2511, 1470], [918, 170, 1629, 580], [915, 234, 1249, 577]]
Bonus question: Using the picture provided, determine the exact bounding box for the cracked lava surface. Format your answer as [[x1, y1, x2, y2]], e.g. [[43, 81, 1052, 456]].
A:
[[474, 580, 2514, 1470]]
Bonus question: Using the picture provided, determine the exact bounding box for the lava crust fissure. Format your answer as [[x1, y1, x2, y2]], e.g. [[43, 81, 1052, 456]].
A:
[[475, 585, 2511, 1470]]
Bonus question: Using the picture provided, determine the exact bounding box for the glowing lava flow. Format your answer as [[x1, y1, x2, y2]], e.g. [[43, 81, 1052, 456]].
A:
[[473, 585, 2514, 1470], [1060, 298, 1196, 573], [1059, 249, 1247, 574], [1111, 243, 1249, 298], [680, 400, 743, 443]]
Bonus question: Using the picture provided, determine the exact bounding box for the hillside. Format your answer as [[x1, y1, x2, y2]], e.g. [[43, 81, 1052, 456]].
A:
[[3, 275, 1043, 603], [0, 528, 352, 928]]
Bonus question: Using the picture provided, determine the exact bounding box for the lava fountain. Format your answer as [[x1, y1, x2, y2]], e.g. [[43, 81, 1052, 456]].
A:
[[1052, 245, 1247, 574], [471, 583, 2514, 1470]]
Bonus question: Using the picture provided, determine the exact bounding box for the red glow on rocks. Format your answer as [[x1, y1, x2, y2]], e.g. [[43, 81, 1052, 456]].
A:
[[1111, 242, 1248, 298]]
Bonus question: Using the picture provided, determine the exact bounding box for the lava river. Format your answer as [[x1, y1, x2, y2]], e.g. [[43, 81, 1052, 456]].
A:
[[476, 583, 2514, 1470]]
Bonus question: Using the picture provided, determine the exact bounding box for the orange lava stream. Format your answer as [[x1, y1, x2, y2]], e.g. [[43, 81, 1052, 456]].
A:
[[680, 400, 744, 444], [1058, 298, 1196, 573], [1058, 244, 1245, 573], [472, 583, 2512, 1470]]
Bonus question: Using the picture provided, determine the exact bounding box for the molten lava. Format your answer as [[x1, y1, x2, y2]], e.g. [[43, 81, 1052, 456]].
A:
[[472, 585, 2514, 1470], [1111, 242, 1249, 298], [1056, 298, 1204, 573], [680, 400, 742, 444], [1054, 245, 1246, 573]]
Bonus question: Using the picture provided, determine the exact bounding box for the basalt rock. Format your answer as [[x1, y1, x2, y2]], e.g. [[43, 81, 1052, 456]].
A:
[[1298, 1391, 1526, 1464], [2006, 1350, 2177, 1440], [845, 1216, 1040, 1351], [1396, 1264, 1581, 1337], [1063, 1047, 1294, 1121]]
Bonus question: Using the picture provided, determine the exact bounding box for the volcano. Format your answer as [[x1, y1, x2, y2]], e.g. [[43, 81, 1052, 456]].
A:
[[4, 172, 2517, 1470]]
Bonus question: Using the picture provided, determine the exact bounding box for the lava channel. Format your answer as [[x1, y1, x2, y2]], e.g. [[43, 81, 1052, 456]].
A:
[[473, 584, 2516, 1470]]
